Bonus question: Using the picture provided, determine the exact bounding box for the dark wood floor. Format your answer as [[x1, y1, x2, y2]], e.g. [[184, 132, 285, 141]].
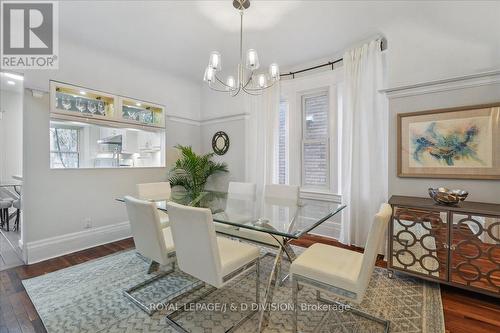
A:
[[1, 236, 499, 333]]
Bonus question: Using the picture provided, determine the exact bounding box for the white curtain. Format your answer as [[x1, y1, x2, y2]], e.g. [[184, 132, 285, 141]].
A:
[[340, 39, 388, 248], [245, 83, 281, 201]]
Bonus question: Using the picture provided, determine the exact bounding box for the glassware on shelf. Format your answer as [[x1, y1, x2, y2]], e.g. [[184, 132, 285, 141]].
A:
[[76, 98, 86, 113], [143, 111, 153, 124], [62, 96, 72, 110], [55, 95, 59, 108], [138, 111, 145, 123], [87, 101, 97, 114], [97, 100, 105, 115]]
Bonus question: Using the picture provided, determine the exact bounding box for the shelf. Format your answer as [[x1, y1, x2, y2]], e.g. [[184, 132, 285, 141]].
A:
[[50, 81, 166, 130]]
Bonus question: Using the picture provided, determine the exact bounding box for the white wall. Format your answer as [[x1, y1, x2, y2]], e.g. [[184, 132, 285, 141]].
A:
[[387, 73, 500, 204], [21, 39, 203, 263], [199, 86, 247, 184], [201, 117, 246, 183], [0, 90, 23, 183]]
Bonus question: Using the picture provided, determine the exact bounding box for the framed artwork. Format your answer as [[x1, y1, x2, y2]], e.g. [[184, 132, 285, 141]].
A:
[[398, 103, 500, 179]]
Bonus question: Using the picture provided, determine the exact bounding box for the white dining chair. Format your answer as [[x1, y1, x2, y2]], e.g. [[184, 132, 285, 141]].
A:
[[215, 181, 257, 233], [264, 184, 300, 204], [166, 201, 261, 332], [136, 182, 171, 227], [231, 184, 300, 249], [124, 195, 176, 315], [13, 199, 21, 232], [290, 203, 392, 333], [0, 199, 13, 231]]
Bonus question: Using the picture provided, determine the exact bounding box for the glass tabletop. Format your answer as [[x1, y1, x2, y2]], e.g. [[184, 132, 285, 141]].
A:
[[117, 191, 345, 239], [0, 180, 22, 187]]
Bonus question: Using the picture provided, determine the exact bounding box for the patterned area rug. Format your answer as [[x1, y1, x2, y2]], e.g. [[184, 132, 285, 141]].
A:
[[23, 246, 445, 333]]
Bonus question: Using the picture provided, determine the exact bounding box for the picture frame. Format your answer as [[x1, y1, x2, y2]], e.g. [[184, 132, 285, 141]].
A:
[[397, 103, 500, 179]]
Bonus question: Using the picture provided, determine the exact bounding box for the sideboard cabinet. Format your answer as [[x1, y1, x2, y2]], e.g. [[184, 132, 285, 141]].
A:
[[388, 195, 500, 298]]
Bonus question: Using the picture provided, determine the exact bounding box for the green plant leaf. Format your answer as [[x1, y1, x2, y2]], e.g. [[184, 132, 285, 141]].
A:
[[168, 145, 228, 201]]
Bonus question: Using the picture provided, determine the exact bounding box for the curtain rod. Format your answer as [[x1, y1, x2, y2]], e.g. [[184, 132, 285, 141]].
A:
[[281, 58, 343, 79], [281, 38, 386, 79]]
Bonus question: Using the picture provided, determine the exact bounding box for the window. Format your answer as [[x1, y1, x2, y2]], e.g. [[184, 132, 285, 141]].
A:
[[50, 126, 80, 168], [276, 101, 289, 184], [302, 92, 329, 189]]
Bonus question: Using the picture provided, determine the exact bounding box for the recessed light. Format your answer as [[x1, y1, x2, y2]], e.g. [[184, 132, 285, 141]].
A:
[[7, 80, 15, 85], [1, 72, 24, 81], [80, 91, 86, 95], [136, 103, 142, 107]]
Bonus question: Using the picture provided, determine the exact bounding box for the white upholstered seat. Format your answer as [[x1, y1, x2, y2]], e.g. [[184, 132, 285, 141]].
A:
[[291, 244, 363, 294], [136, 182, 171, 227], [167, 201, 260, 288], [214, 181, 256, 233], [124, 195, 175, 266], [166, 201, 261, 331], [217, 236, 261, 276], [290, 203, 392, 333], [230, 184, 299, 248], [124, 196, 177, 315]]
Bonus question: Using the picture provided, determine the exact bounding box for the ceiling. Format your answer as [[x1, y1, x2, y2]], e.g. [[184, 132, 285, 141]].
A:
[[59, 1, 500, 82]]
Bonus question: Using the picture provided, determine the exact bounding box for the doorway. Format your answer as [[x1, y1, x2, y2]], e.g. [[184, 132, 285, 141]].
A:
[[0, 71, 24, 270]]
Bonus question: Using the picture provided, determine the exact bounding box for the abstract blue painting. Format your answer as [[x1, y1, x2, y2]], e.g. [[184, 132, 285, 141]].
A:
[[408, 116, 493, 168]]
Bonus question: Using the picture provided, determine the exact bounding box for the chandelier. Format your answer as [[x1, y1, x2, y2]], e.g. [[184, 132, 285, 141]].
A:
[[203, 0, 280, 96]]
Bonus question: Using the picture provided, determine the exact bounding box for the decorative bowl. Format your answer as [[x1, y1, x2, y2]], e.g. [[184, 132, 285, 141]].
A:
[[428, 187, 468, 206]]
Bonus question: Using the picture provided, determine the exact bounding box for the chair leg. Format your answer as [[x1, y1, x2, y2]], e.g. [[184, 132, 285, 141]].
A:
[[123, 263, 175, 316], [292, 277, 299, 333], [256, 258, 260, 305], [14, 209, 20, 232], [316, 291, 390, 333], [5, 209, 9, 231], [147, 260, 160, 274]]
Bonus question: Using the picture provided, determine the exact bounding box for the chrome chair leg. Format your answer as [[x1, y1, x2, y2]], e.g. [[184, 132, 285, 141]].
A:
[[166, 260, 260, 333], [256, 258, 260, 304], [316, 292, 390, 333], [292, 277, 299, 333], [123, 256, 177, 316]]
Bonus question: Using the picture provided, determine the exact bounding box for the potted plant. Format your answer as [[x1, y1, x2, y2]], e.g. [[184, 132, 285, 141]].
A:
[[168, 145, 228, 204]]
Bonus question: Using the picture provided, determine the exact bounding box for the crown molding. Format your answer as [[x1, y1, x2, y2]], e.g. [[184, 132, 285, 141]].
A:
[[167, 113, 249, 126], [201, 113, 249, 125], [380, 70, 500, 99]]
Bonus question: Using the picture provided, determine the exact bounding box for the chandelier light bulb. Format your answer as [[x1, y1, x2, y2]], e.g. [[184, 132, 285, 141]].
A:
[[257, 74, 267, 88], [203, 66, 215, 82], [246, 49, 260, 70], [208, 51, 222, 71], [226, 76, 236, 90], [269, 63, 280, 80]]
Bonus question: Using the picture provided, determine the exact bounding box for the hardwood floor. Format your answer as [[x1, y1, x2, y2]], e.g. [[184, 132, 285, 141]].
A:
[[1, 236, 498, 333]]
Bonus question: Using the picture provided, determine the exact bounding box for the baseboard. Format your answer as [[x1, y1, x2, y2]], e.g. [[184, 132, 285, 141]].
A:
[[25, 221, 131, 264]]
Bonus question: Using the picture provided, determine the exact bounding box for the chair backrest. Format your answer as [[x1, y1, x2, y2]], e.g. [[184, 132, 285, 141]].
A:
[[167, 202, 223, 287], [124, 196, 170, 265], [225, 182, 257, 219], [136, 182, 171, 201], [228, 182, 256, 200], [357, 203, 392, 300], [264, 184, 300, 205]]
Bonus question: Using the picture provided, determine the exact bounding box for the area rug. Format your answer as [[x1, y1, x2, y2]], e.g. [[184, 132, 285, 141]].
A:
[[22, 246, 445, 333]]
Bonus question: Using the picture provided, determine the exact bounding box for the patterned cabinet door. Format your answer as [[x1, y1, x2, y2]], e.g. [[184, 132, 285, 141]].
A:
[[391, 206, 448, 281], [450, 213, 500, 295]]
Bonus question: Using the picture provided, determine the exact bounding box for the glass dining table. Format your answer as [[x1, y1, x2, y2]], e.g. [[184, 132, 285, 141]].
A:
[[117, 190, 346, 332]]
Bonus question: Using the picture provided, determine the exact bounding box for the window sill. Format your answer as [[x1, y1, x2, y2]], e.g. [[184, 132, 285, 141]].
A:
[[300, 189, 342, 203]]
